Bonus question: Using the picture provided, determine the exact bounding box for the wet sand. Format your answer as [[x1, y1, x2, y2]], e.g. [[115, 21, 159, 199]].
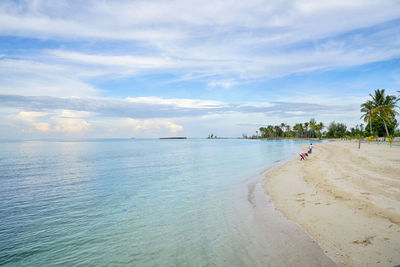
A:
[[263, 141, 400, 266], [233, 179, 337, 266]]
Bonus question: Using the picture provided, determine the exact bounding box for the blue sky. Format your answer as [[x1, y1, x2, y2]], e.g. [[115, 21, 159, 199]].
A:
[[0, 0, 399, 138]]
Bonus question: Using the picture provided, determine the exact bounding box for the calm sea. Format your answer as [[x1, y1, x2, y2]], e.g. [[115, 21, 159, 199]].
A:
[[0, 139, 334, 266]]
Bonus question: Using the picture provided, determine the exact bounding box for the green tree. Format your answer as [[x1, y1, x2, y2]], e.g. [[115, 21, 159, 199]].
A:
[[314, 122, 324, 138], [365, 117, 398, 137], [274, 125, 283, 137], [360, 100, 374, 135], [309, 118, 317, 138], [326, 121, 347, 138], [304, 122, 309, 138], [259, 127, 265, 137], [293, 123, 304, 138], [267, 125, 275, 138], [369, 89, 398, 137], [280, 123, 286, 137], [285, 124, 291, 137], [260, 125, 276, 138]]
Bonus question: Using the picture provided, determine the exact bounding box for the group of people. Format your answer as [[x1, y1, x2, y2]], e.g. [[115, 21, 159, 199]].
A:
[[300, 143, 312, 160]]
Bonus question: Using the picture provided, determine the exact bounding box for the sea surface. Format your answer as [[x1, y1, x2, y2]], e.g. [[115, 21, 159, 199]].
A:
[[0, 139, 334, 266]]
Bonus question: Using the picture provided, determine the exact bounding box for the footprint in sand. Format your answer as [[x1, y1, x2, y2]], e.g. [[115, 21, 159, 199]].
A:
[[352, 236, 375, 246]]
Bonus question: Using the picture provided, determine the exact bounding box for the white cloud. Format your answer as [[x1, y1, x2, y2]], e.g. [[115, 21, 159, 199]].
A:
[[0, 2, 184, 41], [2, 95, 365, 138], [207, 80, 237, 89], [51, 115, 91, 134], [1, 94, 358, 126], [44, 30, 400, 81], [286, 111, 306, 115], [0, 1, 398, 138], [4, 109, 186, 138], [8, 110, 91, 135], [51, 51, 176, 69], [0, 59, 99, 97], [9, 111, 51, 132], [125, 96, 226, 109], [124, 118, 183, 134], [238, 102, 275, 108], [2, 0, 398, 43], [0, 0, 399, 85], [60, 110, 92, 118]]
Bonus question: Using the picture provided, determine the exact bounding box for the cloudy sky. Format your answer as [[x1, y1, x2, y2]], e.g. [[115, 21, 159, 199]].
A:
[[1, 0, 399, 138]]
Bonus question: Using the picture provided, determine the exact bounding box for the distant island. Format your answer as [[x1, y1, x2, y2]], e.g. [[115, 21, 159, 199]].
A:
[[159, 137, 187, 139]]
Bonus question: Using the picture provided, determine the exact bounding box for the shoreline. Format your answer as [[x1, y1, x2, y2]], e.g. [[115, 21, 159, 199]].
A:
[[262, 141, 400, 266]]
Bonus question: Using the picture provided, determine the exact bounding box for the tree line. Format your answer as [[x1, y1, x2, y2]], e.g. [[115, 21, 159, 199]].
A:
[[248, 89, 399, 139], [360, 89, 399, 137], [252, 120, 361, 139], [257, 119, 325, 138]]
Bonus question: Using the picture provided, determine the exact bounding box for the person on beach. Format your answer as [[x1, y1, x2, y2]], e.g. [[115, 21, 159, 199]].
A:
[[300, 152, 308, 160], [309, 143, 313, 154]]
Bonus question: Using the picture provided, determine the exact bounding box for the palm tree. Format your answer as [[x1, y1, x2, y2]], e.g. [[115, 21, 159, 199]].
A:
[[280, 123, 286, 137], [292, 124, 299, 137], [304, 122, 309, 138], [266, 125, 274, 138], [285, 125, 291, 137], [293, 123, 303, 137], [315, 122, 324, 138], [360, 100, 374, 135], [299, 123, 304, 137], [309, 118, 317, 138], [369, 89, 398, 137], [293, 123, 304, 138], [274, 125, 283, 137]]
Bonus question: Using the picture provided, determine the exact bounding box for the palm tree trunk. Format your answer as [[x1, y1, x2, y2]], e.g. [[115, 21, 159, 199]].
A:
[[382, 118, 389, 137], [382, 110, 390, 137], [369, 116, 372, 135]]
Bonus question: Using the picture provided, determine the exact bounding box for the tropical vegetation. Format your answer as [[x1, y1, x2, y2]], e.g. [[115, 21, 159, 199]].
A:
[[360, 89, 398, 137], [258, 119, 325, 138], [243, 89, 400, 140]]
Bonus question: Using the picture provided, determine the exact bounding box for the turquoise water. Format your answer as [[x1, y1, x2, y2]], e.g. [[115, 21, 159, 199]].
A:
[[0, 139, 333, 266]]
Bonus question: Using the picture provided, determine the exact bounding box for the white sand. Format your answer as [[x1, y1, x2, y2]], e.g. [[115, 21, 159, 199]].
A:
[[263, 141, 400, 266]]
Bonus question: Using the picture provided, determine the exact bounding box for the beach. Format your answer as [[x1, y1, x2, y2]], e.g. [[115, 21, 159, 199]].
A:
[[263, 141, 400, 266]]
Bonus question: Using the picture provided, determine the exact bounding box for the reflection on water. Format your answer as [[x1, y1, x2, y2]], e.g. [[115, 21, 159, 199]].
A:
[[0, 139, 334, 266]]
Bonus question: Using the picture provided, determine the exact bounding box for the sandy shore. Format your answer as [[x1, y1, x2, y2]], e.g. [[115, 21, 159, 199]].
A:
[[263, 141, 400, 266]]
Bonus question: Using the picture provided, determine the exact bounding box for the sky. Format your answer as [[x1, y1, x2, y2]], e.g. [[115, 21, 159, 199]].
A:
[[0, 0, 399, 139]]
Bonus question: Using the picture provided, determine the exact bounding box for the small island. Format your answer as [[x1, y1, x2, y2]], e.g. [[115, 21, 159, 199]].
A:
[[159, 137, 187, 139]]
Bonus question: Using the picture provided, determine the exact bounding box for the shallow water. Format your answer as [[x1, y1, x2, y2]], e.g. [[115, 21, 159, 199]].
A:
[[0, 139, 334, 266]]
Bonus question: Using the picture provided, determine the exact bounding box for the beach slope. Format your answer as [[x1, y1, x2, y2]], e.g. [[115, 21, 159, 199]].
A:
[[263, 141, 400, 266]]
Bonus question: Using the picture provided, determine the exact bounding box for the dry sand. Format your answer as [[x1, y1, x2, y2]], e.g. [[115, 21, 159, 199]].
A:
[[263, 141, 400, 266]]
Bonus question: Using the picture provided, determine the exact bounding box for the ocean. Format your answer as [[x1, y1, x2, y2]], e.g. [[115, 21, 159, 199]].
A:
[[0, 139, 333, 266]]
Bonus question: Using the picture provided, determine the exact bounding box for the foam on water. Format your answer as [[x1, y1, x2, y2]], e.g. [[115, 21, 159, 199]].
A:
[[0, 139, 334, 266]]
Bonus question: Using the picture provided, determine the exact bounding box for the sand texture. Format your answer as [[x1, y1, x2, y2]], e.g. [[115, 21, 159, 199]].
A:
[[263, 141, 400, 266]]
